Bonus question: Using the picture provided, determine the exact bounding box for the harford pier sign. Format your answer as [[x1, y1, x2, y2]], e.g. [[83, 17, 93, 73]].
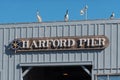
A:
[[10, 35, 109, 52]]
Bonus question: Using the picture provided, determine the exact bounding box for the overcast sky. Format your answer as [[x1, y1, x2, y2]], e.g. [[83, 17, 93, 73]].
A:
[[0, 0, 120, 23]]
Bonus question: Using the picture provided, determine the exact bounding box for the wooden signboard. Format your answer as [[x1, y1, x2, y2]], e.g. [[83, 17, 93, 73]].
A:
[[10, 35, 109, 53]]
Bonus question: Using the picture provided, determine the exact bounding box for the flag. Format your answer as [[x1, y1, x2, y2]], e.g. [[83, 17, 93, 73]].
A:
[[80, 10, 84, 15], [110, 12, 115, 19], [80, 5, 88, 15], [64, 9, 69, 21], [37, 11, 42, 22]]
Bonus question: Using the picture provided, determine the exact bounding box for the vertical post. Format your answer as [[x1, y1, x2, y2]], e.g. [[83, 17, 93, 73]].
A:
[[0, 71, 1, 80], [85, 9, 87, 20], [20, 67, 23, 80], [85, 5, 88, 20]]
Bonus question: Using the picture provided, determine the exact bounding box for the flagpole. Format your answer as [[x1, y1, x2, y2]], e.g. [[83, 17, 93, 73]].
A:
[[85, 8, 87, 20], [85, 5, 88, 20]]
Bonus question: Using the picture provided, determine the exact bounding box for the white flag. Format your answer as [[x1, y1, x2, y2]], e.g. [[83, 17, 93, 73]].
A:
[[80, 5, 88, 15], [37, 11, 42, 22], [80, 10, 84, 15], [64, 9, 69, 21]]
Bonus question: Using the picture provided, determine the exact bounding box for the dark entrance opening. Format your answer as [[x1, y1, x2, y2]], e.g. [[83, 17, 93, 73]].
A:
[[23, 65, 92, 80]]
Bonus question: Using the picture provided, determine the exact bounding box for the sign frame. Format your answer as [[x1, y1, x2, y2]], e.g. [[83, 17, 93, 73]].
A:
[[10, 35, 109, 53]]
